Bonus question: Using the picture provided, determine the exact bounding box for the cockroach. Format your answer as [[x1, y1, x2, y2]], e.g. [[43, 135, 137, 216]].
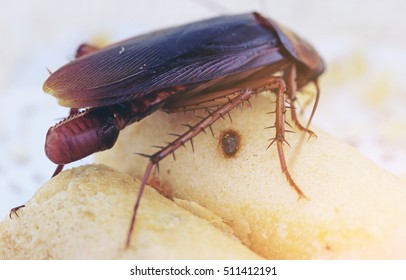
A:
[[40, 12, 324, 247]]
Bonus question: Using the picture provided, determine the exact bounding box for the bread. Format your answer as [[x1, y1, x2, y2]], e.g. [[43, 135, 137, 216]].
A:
[[3, 93, 406, 259], [0, 165, 261, 259], [96, 93, 406, 259]]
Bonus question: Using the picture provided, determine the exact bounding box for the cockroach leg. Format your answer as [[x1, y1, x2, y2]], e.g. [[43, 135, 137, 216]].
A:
[[285, 64, 317, 138], [273, 77, 307, 199], [126, 88, 255, 247], [9, 204, 25, 219], [289, 101, 317, 139], [306, 80, 321, 132]]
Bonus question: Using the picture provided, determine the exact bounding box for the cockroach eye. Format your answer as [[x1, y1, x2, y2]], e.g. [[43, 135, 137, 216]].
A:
[[220, 130, 241, 157]]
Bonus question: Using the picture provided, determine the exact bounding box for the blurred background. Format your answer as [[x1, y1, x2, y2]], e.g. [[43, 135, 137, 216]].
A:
[[1, 0, 406, 218]]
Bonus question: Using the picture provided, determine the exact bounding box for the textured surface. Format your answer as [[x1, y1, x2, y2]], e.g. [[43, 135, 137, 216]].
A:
[[0, 164, 261, 259], [97, 95, 406, 259], [2, 0, 406, 221], [1, 0, 406, 257]]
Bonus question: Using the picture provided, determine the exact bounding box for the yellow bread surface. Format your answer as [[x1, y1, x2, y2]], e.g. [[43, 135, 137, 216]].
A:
[[97, 94, 406, 259], [0, 165, 261, 259]]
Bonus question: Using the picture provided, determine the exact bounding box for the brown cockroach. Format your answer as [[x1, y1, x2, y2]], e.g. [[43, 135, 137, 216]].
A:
[[36, 12, 324, 247]]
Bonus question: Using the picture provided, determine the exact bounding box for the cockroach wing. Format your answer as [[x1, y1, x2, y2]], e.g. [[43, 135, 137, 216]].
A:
[[251, 12, 324, 88], [43, 13, 286, 108]]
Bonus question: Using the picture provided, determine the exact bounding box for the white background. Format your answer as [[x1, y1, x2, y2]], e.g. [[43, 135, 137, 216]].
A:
[[1, 0, 406, 219], [0, 260, 405, 279]]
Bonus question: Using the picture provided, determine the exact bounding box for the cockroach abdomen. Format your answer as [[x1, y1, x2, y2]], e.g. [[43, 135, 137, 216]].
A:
[[45, 109, 120, 164]]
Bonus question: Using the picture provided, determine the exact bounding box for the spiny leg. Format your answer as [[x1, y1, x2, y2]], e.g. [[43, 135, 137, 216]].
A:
[[285, 64, 317, 138], [269, 77, 307, 199], [289, 94, 319, 139], [126, 88, 256, 247], [304, 79, 321, 131]]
